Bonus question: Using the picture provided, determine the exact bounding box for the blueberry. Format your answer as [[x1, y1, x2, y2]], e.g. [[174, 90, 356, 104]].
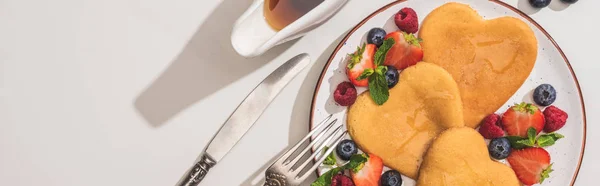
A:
[[529, 0, 552, 8], [488, 138, 511, 160], [385, 65, 399, 88], [533, 84, 557, 106], [336, 139, 358, 161], [367, 28, 387, 47], [560, 0, 578, 4], [380, 170, 403, 186]]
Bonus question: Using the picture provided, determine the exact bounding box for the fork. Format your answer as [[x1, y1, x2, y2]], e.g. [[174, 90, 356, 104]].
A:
[[263, 115, 346, 186]]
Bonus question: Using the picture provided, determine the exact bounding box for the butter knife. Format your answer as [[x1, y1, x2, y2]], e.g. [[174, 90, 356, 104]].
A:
[[176, 53, 311, 186]]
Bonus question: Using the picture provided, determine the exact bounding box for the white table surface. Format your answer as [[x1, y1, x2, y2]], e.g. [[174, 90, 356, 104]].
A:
[[1, 0, 598, 185]]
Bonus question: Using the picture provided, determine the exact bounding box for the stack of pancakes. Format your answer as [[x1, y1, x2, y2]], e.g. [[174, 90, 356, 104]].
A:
[[346, 2, 537, 185]]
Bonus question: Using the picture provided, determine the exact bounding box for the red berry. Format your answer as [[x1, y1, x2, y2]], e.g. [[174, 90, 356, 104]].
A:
[[334, 82, 358, 106], [351, 154, 383, 186], [543, 106, 568, 133], [394, 8, 419, 33], [507, 147, 553, 185], [383, 31, 423, 70], [502, 102, 545, 137], [478, 114, 505, 139], [347, 44, 376, 87], [332, 174, 355, 186]]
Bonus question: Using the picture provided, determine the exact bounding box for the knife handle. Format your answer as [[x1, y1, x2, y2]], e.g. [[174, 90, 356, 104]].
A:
[[177, 154, 216, 186]]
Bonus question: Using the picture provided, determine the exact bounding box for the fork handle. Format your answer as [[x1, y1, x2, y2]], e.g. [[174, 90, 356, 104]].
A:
[[177, 154, 216, 186], [264, 169, 288, 186]]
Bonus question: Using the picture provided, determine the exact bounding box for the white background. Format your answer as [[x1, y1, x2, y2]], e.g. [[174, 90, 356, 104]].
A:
[[0, 0, 598, 185]]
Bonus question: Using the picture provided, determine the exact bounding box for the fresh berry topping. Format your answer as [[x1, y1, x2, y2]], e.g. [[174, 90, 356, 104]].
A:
[[334, 82, 358, 106], [351, 154, 383, 186], [394, 8, 419, 33], [336, 139, 358, 161], [347, 44, 376, 87], [367, 28, 387, 48], [478, 114, 505, 139], [533, 84, 557, 106], [384, 65, 399, 88], [560, 0, 578, 4], [507, 147, 553, 185], [543, 106, 568, 133], [332, 174, 355, 186], [383, 31, 423, 70], [488, 138, 511, 160], [502, 102, 545, 137], [529, 0, 552, 8], [380, 170, 403, 186]]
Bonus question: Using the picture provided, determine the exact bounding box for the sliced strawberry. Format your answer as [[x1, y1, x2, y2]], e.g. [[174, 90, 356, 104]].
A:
[[351, 153, 383, 186], [383, 31, 423, 70], [346, 44, 376, 87], [502, 102, 545, 137], [507, 147, 553, 185]]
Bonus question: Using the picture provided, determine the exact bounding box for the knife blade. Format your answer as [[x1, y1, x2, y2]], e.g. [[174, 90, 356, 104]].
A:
[[176, 53, 311, 186]]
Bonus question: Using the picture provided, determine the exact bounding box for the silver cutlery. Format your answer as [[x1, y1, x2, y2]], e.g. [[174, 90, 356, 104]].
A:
[[263, 115, 346, 186], [176, 53, 311, 186]]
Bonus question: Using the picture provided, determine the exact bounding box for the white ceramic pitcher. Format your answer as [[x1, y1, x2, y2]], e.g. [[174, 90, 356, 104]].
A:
[[231, 0, 348, 57]]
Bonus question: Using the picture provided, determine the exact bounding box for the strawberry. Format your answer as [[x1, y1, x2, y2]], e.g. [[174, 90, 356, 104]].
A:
[[383, 31, 423, 70], [502, 102, 545, 137], [351, 153, 383, 186], [346, 44, 376, 87], [507, 147, 553, 185]]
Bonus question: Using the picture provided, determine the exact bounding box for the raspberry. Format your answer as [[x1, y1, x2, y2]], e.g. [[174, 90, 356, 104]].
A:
[[543, 106, 568, 132], [334, 82, 357, 106], [478, 114, 505, 139], [332, 174, 355, 186], [394, 8, 419, 33]]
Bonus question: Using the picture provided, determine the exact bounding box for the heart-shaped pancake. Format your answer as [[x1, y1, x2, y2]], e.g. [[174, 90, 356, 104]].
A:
[[419, 3, 538, 128], [347, 62, 464, 179], [417, 127, 519, 186]]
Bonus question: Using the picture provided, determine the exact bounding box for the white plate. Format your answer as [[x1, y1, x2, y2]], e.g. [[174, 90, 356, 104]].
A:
[[309, 0, 586, 185]]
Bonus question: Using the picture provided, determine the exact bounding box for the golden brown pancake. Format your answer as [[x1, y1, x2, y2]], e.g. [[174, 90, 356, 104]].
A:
[[347, 62, 464, 179], [417, 127, 519, 186], [419, 2, 538, 128]]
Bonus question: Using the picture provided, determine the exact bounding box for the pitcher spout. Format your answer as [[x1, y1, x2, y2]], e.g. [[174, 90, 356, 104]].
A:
[[231, 0, 277, 58], [231, 0, 349, 58]]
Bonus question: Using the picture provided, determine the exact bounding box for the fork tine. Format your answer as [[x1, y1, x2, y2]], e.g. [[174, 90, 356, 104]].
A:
[[290, 124, 344, 175], [297, 130, 347, 180], [284, 118, 338, 167], [275, 115, 334, 165]]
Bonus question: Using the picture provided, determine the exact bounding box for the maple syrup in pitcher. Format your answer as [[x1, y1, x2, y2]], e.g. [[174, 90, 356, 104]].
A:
[[264, 0, 324, 30]]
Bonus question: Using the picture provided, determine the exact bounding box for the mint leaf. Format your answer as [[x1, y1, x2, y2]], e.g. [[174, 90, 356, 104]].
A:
[[537, 133, 564, 147], [540, 163, 554, 183], [368, 73, 389, 105], [322, 146, 337, 166], [506, 136, 532, 149], [356, 68, 374, 81], [311, 167, 343, 186], [545, 133, 565, 140], [344, 154, 368, 173], [516, 139, 534, 147], [374, 38, 395, 66], [527, 127, 537, 144], [537, 135, 556, 147]]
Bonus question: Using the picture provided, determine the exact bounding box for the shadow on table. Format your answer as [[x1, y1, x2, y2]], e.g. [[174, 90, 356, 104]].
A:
[[133, 0, 296, 127], [239, 29, 349, 186]]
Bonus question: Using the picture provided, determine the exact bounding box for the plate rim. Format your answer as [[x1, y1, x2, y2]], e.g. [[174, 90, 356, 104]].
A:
[[307, 0, 587, 185]]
